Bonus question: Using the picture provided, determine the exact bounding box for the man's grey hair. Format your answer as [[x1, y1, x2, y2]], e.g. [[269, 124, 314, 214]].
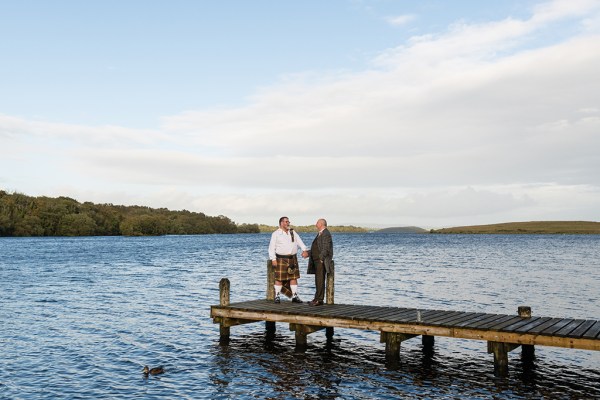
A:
[[319, 218, 328, 227]]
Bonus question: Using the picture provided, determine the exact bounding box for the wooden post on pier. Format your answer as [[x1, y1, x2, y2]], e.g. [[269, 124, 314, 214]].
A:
[[487, 341, 518, 376], [326, 266, 335, 305], [519, 306, 535, 361], [265, 261, 276, 336], [487, 305, 534, 376], [383, 332, 401, 362], [422, 335, 435, 349], [219, 278, 230, 344], [381, 332, 417, 365], [326, 264, 335, 339]]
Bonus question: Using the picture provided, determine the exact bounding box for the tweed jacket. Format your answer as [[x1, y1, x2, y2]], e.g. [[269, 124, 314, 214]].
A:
[[307, 228, 334, 274]]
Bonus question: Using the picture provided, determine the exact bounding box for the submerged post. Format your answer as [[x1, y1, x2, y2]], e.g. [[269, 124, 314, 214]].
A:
[[519, 306, 535, 361], [382, 332, 402, 366], [219, 278, 230, 343], [488, 341, 510, 376]]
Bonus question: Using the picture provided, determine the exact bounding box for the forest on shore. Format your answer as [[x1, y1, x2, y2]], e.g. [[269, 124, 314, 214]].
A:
[[0, 190, 259, 236]]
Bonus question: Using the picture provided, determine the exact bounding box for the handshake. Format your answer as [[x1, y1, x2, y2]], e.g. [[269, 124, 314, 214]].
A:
[[301, 250, 309, 259]]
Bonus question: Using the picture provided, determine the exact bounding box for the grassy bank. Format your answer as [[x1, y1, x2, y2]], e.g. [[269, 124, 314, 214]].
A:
[[430, 221, 600, 234]]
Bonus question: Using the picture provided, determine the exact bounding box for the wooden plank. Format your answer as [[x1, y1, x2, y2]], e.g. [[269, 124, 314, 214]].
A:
[[301, 304, 361, 318], [554, 319, 586, 337], [306, 304, 358, 317], [440, 313, 490, 328], [370, 308, 415, 322], [469, 314, 509, 330], [459, 313, 508, 329], [570, 320, 597, 338], [354, 306, 403, 320], [377, 308, 420, 323], [475, 315, 519, 330], [339, 306, 399, 322], [433, 312, 483, 327], [513, 317, 554, 333], [417, 309, 453, 322], [337, 305, 391, 320], [525, 317, 564, 335], [499, 316, 542, 332], [538, 318, 575, 335], [425, 311, 468, 324], [582, 321, 600, 339], [326, 304, 380, 317], [451, 313, 493, 328]]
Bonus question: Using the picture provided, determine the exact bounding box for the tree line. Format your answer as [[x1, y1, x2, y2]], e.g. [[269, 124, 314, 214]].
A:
[[0, 190, 259, 237]]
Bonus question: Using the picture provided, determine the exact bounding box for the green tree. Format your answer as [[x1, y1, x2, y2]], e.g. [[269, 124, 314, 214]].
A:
[[120, 215, 168, 236], [13, 215, 45, 236], [56, 213, 98, 236]]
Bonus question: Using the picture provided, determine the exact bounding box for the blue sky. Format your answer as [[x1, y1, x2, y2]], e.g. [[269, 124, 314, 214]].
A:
[[1, 0, 599, 228]]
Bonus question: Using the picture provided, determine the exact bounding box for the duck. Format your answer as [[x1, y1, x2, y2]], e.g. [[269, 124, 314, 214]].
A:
[[142, 365, 165, 376]]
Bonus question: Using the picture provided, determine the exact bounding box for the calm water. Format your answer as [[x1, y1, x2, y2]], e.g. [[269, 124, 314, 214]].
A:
[[1, 233, 599, 399]]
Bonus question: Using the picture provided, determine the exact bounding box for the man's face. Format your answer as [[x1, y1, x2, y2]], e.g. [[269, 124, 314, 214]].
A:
[[315, 220, 323, 231], [280, 218, 290, 230]]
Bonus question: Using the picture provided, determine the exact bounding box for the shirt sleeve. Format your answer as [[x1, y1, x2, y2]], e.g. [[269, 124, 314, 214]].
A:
[[268, 231, 277, 260]]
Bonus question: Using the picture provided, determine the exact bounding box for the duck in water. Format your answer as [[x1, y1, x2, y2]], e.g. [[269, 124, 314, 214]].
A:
[[142, 365, 164, 376]]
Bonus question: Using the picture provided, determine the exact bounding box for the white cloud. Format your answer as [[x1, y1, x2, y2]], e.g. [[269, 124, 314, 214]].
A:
[[2, 0, 600, 227], [385, 14, 416, 27]]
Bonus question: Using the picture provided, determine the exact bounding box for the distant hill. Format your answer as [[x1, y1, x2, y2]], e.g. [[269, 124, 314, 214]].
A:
[[375, 226, 428, 234], [430, 221, 600, 234]]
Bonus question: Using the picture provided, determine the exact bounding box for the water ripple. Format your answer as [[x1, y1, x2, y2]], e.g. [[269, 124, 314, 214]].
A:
[[1, 234, 598, 399]]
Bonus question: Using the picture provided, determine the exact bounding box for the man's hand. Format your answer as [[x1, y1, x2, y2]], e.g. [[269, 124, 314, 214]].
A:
[[301, 250, 309, 259]]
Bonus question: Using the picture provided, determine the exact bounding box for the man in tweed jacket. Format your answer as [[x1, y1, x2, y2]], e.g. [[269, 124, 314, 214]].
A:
[[307, 218, 334, 306]]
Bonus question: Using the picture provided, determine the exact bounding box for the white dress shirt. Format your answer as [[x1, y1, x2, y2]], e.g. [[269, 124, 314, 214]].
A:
[[268, 228, 307, 261]]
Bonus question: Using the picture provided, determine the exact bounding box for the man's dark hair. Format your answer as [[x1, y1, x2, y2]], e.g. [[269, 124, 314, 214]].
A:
[[279, 216, 289, 224]]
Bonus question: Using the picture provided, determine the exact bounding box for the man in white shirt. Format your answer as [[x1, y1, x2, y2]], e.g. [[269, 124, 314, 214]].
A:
[[268, 216, 309, 304]]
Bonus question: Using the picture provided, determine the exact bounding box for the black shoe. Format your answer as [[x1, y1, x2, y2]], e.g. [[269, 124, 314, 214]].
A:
[[309, 299, 324, 306], [274, 295, 281, 304], [292, 294, 303, 303]]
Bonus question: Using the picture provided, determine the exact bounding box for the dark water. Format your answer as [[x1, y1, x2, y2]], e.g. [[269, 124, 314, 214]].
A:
[[1, 233, 599, 399]]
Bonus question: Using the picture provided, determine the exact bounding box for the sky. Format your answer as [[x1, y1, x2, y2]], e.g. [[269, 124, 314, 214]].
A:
[[1, 0, 599, 228]]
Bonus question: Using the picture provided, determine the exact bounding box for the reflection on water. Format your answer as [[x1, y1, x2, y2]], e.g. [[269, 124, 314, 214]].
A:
[[1, 234, 599, 399]]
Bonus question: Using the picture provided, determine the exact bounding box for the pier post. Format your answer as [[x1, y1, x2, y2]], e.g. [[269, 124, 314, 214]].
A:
[[265, 261, 276, 336], [518, 306, 535, 361], [422, 335, 435, 349], [295, 330, 308, 350], [219, 278, 230, 344], [384, 332, 402, 363], [380, 332, 417, 365], [266, 260, 274, 300], [487, 341, 519, 376], [326, 267, 335, 305], [325, 265, 335, 339]]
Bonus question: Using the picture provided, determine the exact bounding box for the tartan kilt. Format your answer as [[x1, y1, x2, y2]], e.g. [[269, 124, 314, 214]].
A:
[[274, 256, 301, 281]]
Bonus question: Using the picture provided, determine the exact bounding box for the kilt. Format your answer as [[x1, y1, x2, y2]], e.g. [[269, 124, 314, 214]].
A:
[[274, 255, 300, 281]]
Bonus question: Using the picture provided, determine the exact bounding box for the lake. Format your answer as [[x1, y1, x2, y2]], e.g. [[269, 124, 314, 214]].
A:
[[1, 233, 599, 399]]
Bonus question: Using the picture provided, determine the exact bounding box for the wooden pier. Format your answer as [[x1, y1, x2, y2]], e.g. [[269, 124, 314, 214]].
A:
[[211, 262, 600, 376]]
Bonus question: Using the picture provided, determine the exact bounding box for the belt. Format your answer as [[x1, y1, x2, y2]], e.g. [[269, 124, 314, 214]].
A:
[[276, 254, 295, 259]]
